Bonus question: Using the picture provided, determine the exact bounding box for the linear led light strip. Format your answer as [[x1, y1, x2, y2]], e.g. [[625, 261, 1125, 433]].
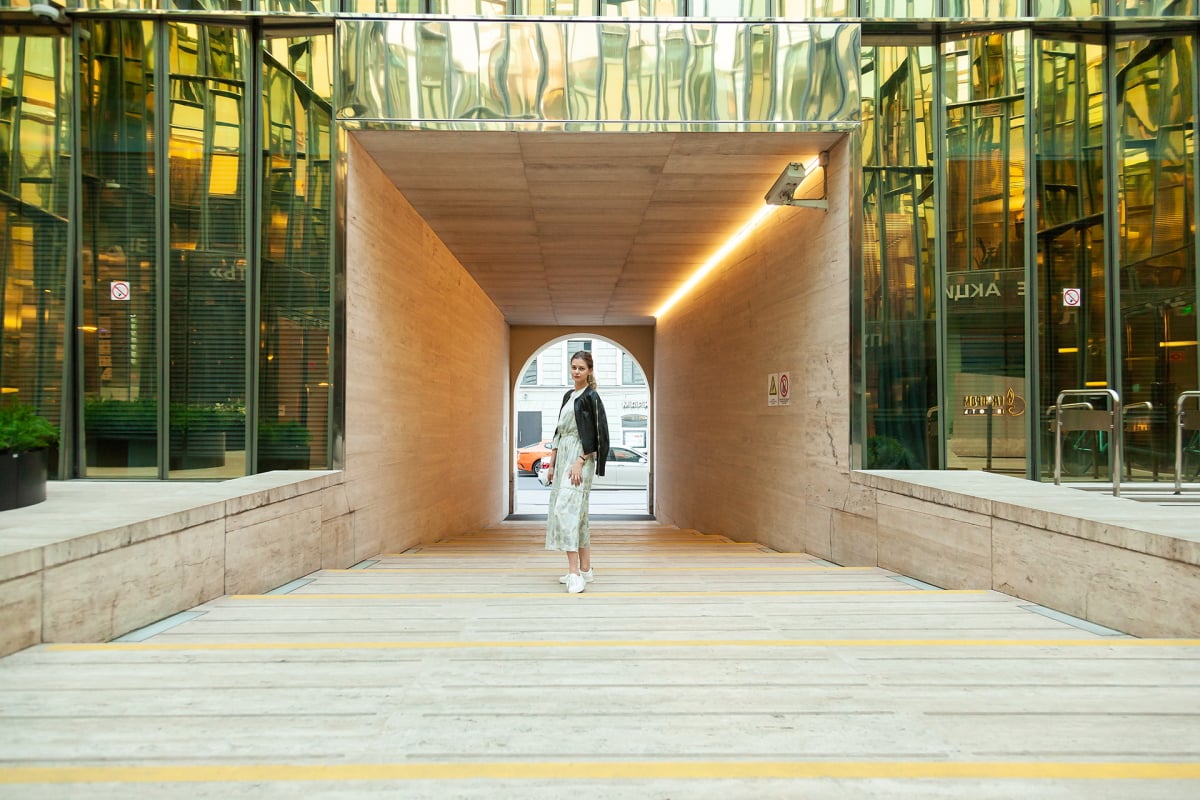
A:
[[653, 156, 821, 319]]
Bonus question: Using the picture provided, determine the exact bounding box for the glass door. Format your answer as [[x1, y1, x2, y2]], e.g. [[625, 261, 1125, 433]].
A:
[[1113, 35, 1197, 482], [1032, 34, 1109, 481], [942, 31, 1030, 475]]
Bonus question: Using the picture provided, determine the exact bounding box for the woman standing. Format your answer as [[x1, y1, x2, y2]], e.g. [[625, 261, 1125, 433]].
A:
[[545, 350, 610, 594]]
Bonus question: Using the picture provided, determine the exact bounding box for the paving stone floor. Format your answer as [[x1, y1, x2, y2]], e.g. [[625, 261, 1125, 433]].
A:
[[1, 521, 1199, 798]]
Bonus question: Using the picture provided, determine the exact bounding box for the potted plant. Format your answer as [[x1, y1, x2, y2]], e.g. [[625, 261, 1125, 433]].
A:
[[258, 419, 312, 471], [0, 404, 59, 510], [84, 397, 157, 467]]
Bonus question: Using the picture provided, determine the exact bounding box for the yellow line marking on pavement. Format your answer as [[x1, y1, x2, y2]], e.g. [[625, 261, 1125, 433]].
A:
[[322, 566, 877, 573], [3, 761, 1200, 784], [226, 590, 984, 599], [379, 552, 808, 557], [45, 638, 1198, 653]]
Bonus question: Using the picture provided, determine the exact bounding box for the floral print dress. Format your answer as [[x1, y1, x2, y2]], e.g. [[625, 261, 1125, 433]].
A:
[[545, 388, 595, 552]]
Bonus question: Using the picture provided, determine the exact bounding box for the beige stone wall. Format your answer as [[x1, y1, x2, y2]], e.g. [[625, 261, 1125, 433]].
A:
[[846, 470, 1200, 637], [345, 136, 509, 554], [653, 139, 853, 556], [0, 473, 355, 655]]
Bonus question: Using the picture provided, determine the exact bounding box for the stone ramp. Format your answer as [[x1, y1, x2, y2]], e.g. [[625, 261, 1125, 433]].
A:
[[1, 520, 1199, 798]]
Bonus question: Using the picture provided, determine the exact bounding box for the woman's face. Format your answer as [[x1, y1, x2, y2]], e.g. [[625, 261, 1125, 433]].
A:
[[570, 357, 591, 386]]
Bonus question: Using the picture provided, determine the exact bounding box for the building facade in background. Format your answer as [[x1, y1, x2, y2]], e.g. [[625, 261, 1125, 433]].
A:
[[0, 2, 1196, 484], [517, 339, 650, 453]]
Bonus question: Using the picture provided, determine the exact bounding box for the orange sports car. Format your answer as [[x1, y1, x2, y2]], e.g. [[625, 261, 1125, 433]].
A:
[[516, 440, 553, 474]]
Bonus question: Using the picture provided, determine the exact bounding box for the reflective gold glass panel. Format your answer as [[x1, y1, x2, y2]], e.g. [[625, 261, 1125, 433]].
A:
[[604, 0, 687, 15], [860, 0, 937, 16], [262, 0, 338, 11], [67, 1, 164, 9], [259, 33, 335, 471], [862, 43, 939, 469], [945, 1, 1025, 15], [510, 0, 594, 13], [0, 31, 68, 468], [79, 20, 161, 478], [1033, 37, 1107, 480], [1114, 35, 1197, 481], [942, 31, 1029, 474], [690, 0, 771, 14], [165, 22, 249, 479], [432, 0, 508, 13], [171, 0, 248, 9], [1035, 1, 1104, 13], [338, 19, 861, 127], [1113, 0, 1198, 15], [777, 1, 853, 13]]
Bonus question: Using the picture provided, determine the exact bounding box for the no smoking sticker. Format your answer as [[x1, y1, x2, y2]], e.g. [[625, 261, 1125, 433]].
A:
[[1063, 288, 1081, 307], [767, 372, 791, 407], [110, 281, 131, 301]]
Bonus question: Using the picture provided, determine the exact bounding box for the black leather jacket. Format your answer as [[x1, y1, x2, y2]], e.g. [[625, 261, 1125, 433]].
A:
[[556, 386, 610, 476]]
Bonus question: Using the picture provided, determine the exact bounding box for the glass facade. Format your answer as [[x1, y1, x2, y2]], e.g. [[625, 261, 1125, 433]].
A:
[[4, 15, 336, 479], [0, 29, 70, 476], [0, 8, 1197, 484], [862, 20, 1198, 482]]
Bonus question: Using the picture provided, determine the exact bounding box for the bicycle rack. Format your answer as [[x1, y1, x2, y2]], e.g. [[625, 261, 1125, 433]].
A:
[[1054, 389, 1122, 497], [1174, 391, 1200, 495]]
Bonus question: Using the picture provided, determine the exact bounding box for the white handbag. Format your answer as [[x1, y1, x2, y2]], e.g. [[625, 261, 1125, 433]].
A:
[[536, 458, 552, 486]]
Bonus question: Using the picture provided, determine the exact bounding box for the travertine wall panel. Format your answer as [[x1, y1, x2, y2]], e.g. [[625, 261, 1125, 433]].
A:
[[874, 492, 992, 589], [321, 515, 357, 569], [42, 522, 225, 643], [830, 509, 878, 567], [654, 138, 853, 555], [993, 518, 1200, 638], [1, 475, 359, 656], [344, 136, 508, 553], [0, 575, 40, 655], [225, 506, 324, 595]]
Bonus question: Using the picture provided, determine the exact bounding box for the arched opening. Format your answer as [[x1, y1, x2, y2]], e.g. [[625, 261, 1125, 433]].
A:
[[511, 333, 652, 519]]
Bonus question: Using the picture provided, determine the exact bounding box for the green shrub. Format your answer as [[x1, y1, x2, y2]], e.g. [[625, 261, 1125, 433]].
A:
[[259, 420, 312, 450], [866, 435, 921, 469], [84, 397, 156, 437], [0, 404, 60, 453]]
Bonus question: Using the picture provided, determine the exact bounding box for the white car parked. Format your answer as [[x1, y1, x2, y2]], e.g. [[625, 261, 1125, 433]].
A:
[[538, 446, 648, 490]]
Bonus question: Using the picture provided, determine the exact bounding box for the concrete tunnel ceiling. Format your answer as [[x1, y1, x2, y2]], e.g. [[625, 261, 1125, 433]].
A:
[[353, 130, 844, 327]]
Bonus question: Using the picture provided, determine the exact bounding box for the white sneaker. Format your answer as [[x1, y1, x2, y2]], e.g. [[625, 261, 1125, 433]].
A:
[[559, 568, 594, 584], [566, 573, 586, 594]]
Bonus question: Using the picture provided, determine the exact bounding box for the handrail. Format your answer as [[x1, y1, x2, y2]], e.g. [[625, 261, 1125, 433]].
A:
[[1050, 401, 1095, 413], [1175, 391, 1200, 495], [1054, 389, 1122, 497], [1042, 401, 1092, 431]]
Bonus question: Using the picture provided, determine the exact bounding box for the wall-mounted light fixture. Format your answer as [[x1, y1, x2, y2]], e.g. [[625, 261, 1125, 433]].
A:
[[654, 150, 831, 319], [764, 151, 829, 211]]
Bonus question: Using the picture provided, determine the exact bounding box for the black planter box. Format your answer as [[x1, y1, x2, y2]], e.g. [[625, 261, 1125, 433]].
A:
[[0, 449, 48, 511], [258, 446, 310, 472]]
